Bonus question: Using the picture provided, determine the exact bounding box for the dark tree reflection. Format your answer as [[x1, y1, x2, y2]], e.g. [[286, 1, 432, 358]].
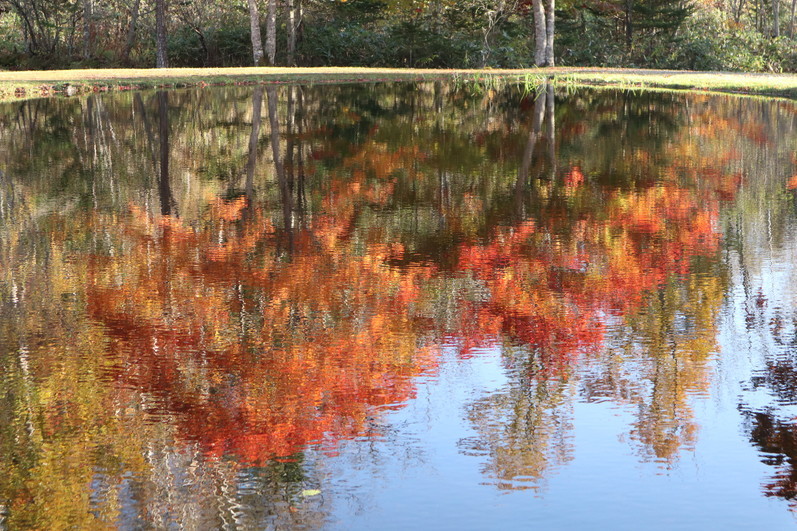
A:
[[157, 91, 173, 216]]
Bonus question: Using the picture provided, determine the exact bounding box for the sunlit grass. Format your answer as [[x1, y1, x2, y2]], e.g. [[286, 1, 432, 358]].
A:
[[553, 69, 797, 99], [0, 66, 796, 101]]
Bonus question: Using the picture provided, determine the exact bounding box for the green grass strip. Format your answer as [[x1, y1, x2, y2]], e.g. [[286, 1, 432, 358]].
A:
[[0, 66, 796, 101]]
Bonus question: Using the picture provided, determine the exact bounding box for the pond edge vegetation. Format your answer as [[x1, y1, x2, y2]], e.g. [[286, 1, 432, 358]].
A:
[[1, 67, 797, 102]]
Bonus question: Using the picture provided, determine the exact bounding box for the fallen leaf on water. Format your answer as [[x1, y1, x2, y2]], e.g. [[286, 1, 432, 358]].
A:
[[302, 489, 321, 497]]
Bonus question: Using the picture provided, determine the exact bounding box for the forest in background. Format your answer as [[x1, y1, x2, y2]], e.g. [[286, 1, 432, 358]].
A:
[[0, 1, 796, 74]]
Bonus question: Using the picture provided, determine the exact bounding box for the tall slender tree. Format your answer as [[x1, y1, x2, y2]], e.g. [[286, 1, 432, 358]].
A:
[[533, 0, 547, 65], [287, 0, 296, 65], [155, 0, 169, 68], [533, 0, 555, 66], [123, 0, 141, 64], [248, 0, 265, 65], [266, 0, 277, 65], [545, 0, 555, 66], [82, 0, 92, 60], [613, 0, 691, 50]]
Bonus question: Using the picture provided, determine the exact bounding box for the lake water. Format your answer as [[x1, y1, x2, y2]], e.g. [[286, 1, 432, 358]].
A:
[[1, 82, 797, 529]]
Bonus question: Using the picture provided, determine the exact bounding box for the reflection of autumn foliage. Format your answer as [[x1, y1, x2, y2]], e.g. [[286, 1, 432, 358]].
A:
[[456, 175, 730, 365], [86, 196, 439, 465], [81, 110, 740, 476], [5, 84, 794, 528], [461, 363, 576, 491], [456, 220, 605, 368], [82, 153, 737, 484], [453, 170, 733, 483]]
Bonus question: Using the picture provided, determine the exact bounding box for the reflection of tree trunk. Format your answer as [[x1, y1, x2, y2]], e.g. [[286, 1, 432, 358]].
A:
[[123, 0, 141, 64], [85, 97, 97, 207], [434, 80, 447, 223], [438, 167, 449, 228], [286, 86, 296, 197], [266, 86, 292, 250], [155, 0, 169, 68], [88, 97, 115, 200], [515, 88, 547, 214], [546, 83, 556, 178], [296, 87, 306, 219], [134, 94, 159, 189], [246, 86, 264, 204], [158, 91, 172, 216]]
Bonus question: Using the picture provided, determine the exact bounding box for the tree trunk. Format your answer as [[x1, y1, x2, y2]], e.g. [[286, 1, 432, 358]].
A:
[[625, 0, 634, 48], [82, 0, 92, 60], [545, 0, 555, 66], [22, 20, 31, 55], [123, 0, 141, 64], [774, 0, 781, 37], [155, 0, 169, 68], [533, 0, 546, 66], [287, 0, 296, 66], [297, 0, 304, 59], [733, 0, 746, 23], [266, 0, 277, 65], [248, 0, 265, 66], [790, 0, 796, 38]]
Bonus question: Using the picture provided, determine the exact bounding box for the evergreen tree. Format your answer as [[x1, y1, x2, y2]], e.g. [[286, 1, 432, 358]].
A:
[[621, 0, 693, 48]]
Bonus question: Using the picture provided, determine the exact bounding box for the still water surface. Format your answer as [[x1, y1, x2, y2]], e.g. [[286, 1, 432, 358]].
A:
[[1, 83, 797, 529]]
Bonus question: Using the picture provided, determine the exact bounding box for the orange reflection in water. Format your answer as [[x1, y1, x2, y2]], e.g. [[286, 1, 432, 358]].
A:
[[83, 155, 738, 472], [87, 196, 440, 464]]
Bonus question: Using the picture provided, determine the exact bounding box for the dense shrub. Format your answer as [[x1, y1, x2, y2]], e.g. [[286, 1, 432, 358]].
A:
[[299, 23, 389, 66], [557, 10, 627, 67], [557, 6, 797, 73]]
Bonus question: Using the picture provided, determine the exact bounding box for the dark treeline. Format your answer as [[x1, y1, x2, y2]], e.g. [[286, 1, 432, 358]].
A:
[[0, 0, 795, 72]]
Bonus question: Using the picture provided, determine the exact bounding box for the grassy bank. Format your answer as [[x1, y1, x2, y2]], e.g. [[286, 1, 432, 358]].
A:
[[1, 66, 797, 101]]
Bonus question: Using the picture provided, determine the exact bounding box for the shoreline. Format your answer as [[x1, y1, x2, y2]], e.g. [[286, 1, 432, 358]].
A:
[[1, 66, 796, 101]]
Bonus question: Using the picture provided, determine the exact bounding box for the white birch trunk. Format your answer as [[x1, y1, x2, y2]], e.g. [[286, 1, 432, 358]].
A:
[[266, 0, 277, 65], [248, 0, 265, 66], [533, 0, 546, 66], [545, 0, 555, 66]]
